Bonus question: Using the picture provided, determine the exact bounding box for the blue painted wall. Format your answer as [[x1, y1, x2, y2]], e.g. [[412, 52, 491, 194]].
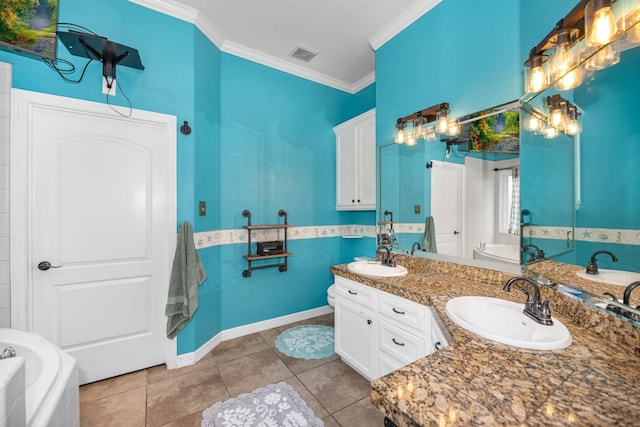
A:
[[376, 0, 521, 232], [520, 0, 640, 272], [570, 47, 640, 272], [1, 0, 376, 354], [177, 54, 376, 353]]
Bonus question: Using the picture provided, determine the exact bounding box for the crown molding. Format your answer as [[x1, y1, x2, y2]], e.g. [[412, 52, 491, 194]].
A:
[[369, 0, 442, 51], [129, 0, 372, 93], [128, 0, 199, 23], [221, 41, 369, 93]]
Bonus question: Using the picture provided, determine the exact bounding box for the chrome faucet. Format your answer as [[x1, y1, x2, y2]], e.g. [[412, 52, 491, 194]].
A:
[[376, 245, 396, 267], [503, 276, 554, 326], [522, 244, 545, 262], [623, 281, 640, 307], [605, 281, 640, 322], [0, 347, 16, 360], [411, 241, 421, 255], [585, 250, 618, 275]]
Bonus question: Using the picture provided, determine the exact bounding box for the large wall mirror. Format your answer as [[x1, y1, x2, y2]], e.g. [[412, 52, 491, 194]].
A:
[[377, 99, 575, 274], [377, 10, 640, 324]]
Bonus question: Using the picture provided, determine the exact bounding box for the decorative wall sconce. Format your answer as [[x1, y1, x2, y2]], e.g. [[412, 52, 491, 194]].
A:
[[393, 102, 453, 145], [524, 0, 640, 94]]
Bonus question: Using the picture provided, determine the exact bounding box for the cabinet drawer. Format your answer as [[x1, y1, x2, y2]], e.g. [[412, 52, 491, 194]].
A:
[[378, 290, 427, 333], [378, 319, 425, 364], [377, 350, 407, 379], [335, 277, 375, 307]]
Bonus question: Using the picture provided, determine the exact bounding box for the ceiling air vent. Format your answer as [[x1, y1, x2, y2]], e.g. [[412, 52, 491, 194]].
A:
[[289, 45, 318, 63]]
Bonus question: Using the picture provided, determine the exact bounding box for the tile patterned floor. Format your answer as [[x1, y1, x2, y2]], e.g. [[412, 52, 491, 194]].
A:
[[79, 313, 385, 426]]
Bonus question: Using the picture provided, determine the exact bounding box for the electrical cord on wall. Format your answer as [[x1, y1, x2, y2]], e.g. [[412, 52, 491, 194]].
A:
[[42, 23, 99, 83], [106, 78, 132, 118]]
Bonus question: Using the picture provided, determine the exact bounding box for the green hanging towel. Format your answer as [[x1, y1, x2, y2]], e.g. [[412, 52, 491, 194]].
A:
[[165, 221, 207, 339], [422, 216, 438, 253]]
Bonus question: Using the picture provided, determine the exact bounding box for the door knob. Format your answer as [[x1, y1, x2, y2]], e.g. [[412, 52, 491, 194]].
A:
[[37, 261, 62, 271], [453, 231, 460, 235]]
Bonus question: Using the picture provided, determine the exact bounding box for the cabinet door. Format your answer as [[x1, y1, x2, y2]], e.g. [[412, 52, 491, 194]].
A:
[[356, 114, 376, 209], [335, 298, 376, 381], [335, 125, 358, 209]]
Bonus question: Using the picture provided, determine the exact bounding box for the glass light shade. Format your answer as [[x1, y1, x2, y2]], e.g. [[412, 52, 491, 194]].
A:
[[584, 43, 620, 70], [564, 119, 581, 135], [395, 127, 405, 144], [415, 121, 424, 139], [424, 126, 437, 141], [446, 118, 461, 136], [525, 115, 542, 132], [543, 125, 559, 139], [626, 8, 640, 44], [550, 107, 566, 130], [525, 55, 548, 93], [550, 30, 583, 90], [585, 0, 619, 47], [435, 110, 448, 133], [406, 132, 417, 146]]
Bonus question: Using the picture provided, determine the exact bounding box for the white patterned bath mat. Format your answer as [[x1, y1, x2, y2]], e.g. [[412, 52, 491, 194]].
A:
[[202, 382, 323, 427], [275, 325, 335, 360]]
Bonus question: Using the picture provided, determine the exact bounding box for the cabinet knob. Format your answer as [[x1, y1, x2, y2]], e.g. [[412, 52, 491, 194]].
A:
[[367, 319, 372, 325], [352, 199, 355, 203]]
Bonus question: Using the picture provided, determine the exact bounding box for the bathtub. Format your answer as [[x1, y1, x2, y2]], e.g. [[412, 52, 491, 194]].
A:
[[473, 243, 520, 264], [0, 329, 78, 427]]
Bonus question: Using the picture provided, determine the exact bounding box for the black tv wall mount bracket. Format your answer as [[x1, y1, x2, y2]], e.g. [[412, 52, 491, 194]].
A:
[[57, 30, 144, 84]]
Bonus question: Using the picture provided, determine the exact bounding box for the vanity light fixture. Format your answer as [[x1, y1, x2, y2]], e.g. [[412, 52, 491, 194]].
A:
[[435, 105, 449, 134], [545, 94, 582, 136], [525, 111, 543, 133], [524, 52, 549, 93], [393, 102, 451, 145], [424, 126, 437, 141], [585, 0, 619, 47], [550, 28, 583, 90], [564, 105, 582, 135], [394, 119, 406, 144], [524, 0, 636, 93], [446, 118, 461, 136]]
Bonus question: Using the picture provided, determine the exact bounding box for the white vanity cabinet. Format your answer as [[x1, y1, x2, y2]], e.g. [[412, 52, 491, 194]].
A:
[[334, 278, 376, 379], [334, 276, 448, 381], [334, 109, 376, 211]]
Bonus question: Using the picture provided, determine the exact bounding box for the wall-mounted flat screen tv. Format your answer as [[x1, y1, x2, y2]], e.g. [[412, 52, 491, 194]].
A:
[[0, 0, 58, 60]]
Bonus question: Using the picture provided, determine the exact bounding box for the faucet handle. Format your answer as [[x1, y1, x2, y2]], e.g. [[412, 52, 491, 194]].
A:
[[540, 300, 554, 317]]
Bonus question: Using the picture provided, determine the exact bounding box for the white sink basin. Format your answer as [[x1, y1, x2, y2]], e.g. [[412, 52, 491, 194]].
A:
[[575, 269, 640, 286], [347, 261, 408, 277], [445, 296, 572, 350]]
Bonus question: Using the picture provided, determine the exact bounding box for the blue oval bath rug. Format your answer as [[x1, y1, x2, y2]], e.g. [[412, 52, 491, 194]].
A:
[[275, 325, 335, 359]]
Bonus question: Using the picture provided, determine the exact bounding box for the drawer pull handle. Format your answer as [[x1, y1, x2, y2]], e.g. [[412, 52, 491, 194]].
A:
[[348, 290, 357, 295], [392, 308, 405, 315], [392, 338, 405, 346], [435, 341, 442, 350]]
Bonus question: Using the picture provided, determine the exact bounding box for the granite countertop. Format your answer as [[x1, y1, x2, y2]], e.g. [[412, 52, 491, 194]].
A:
[[330, 256, 640, 426]]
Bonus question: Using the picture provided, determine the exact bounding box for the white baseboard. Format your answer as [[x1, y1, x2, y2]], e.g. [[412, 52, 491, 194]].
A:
[[175, 305, 334, 369]]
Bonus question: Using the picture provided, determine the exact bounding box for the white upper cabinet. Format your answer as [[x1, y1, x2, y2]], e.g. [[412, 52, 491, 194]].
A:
[[334, 109, 376, 210]]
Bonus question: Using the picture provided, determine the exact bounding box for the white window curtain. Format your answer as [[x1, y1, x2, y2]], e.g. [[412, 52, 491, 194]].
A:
[[507, 166, 520, 235]]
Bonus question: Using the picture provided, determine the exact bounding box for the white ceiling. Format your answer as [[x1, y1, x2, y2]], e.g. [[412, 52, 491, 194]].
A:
[[129, 0, 442, 93]]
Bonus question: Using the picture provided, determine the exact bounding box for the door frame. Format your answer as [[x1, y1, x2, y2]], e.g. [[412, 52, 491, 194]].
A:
[[10, 89, 178, 369]]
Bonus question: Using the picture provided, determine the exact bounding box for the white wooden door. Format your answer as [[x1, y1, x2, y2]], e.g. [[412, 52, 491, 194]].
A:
[[12, 89, 176, 384], [430, 161, 464, 256]]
